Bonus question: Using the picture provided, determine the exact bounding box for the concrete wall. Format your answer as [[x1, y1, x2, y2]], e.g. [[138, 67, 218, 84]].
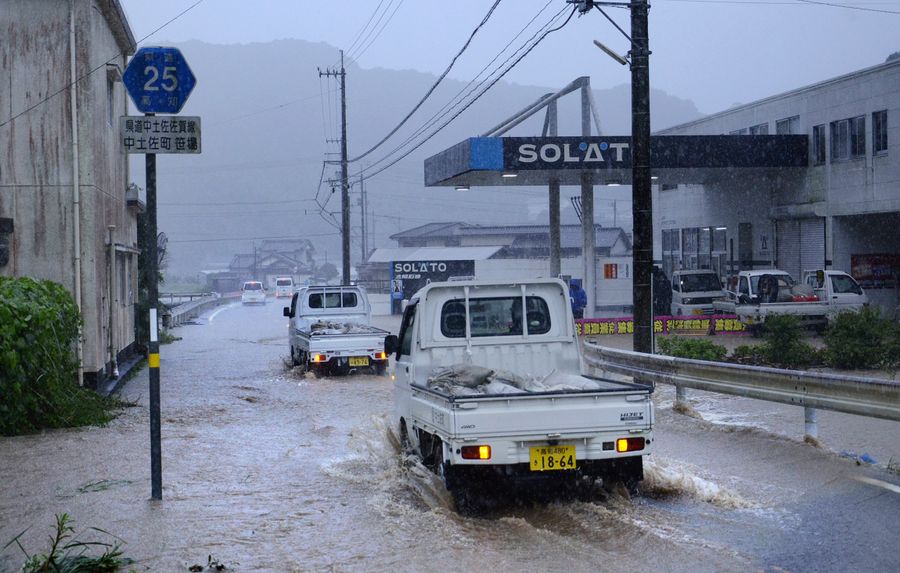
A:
[[0, 0, 137, 384]]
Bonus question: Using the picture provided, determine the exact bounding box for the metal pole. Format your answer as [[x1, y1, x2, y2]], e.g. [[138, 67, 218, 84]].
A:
[[360, 171, 367, 262], [631, 0, 653, 355], [546, 99, 561, 278], [340, 51, 351, 284], [145, 118, 162, 500], [804, 406, 818, 440], [581, 84, 595, 318], [582, 172, 595, 318], [69, 0, 84, 386]]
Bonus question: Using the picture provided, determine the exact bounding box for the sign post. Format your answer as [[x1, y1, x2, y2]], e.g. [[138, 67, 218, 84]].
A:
[[123, 46, 197, 501]]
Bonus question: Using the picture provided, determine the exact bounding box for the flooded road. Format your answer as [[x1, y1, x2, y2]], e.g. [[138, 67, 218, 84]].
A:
[[2, 300, 898, 572]]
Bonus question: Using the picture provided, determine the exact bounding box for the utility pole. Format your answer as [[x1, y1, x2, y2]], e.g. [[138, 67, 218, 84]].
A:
[[319, 51, 350, 284], [359, 170, 368, 262], [630, 0, 653, 355]]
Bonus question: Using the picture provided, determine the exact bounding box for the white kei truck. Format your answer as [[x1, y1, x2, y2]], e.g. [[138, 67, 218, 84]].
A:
[[283, 285, 390, 375], [713, 269, 868, 333], [385, 278, 654, 510]]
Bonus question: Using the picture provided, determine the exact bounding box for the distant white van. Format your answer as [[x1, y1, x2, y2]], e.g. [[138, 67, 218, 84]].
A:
[[274, 277, 294, 298]]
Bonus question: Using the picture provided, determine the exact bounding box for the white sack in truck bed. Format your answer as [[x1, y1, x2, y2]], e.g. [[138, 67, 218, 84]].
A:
[[425, 364, 622, 396]]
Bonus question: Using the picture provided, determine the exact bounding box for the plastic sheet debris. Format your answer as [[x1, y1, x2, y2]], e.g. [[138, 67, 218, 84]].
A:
[[840, 451, 878, 465], [310, 321, 378, 335], [426, 364, 603, 396]]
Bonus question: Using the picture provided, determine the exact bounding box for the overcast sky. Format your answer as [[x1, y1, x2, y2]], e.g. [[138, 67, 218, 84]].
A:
[[119, 0, 899, 115]]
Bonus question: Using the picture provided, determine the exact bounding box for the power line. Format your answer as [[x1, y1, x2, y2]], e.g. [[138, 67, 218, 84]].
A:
[[0, 0, 206, 130], [343, 0, 388, 59], [169, 232, 340, 244], [360, 5, 576, 182], [350, 0, 503, 162], [347, 0, 407, 64], [359, 1, 561, 176], [795, 0, 900, 13]]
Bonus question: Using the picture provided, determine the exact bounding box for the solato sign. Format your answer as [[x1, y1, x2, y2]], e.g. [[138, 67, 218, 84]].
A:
[[504, 137, 632, 170], [390, 260, 475, 300]]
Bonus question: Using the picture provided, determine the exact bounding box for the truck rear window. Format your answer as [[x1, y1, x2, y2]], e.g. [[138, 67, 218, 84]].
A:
[[440, 296, 551, 338], [308, 291, 358, 309], [276, 279, 292, 286]]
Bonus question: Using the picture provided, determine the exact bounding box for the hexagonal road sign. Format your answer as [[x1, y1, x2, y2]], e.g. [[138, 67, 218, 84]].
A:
[[123, 46, 196, 114]]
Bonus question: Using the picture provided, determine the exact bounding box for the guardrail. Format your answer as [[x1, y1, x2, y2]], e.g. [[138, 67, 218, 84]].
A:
[[582, 341, 900, 434], [163, 293, 239, 328], [160, 292, 217, 303]]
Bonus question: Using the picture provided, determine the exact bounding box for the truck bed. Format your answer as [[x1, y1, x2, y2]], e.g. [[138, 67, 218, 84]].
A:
[[409, 373, 653, 441]]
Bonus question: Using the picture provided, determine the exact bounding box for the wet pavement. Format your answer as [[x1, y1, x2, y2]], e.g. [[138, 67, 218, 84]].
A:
[[1, 300, 898, 572]]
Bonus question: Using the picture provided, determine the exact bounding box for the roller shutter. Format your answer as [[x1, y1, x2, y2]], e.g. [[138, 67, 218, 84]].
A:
[[777, 218, 824, 281]]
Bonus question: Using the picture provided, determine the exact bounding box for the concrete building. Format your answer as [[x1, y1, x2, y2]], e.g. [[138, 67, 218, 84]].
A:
[[655, 58, 900, 313], [0, 1, 138, 386]]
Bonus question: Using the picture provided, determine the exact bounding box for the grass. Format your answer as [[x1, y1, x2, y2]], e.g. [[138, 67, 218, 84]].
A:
[[4, 514, 134, 573]]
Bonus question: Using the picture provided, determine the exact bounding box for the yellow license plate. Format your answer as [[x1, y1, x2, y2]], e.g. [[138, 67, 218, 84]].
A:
[[529, 445, 576, 472], [349, 356, 369, 367]]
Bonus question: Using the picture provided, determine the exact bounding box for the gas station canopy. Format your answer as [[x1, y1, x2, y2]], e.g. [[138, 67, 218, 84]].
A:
[[425, 135, 808, 187]]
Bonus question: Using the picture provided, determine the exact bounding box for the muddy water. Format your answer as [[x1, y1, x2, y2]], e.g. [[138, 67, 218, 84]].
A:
[[1, 301, 897, 572]]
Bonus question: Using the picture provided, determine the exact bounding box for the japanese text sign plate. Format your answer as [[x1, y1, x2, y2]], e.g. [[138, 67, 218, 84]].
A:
[[123, 47, 196, 114], [120, 116, 201, 154]]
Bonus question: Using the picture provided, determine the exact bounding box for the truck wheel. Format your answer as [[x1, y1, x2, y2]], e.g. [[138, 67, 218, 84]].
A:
[[290, 346, 300, 367]]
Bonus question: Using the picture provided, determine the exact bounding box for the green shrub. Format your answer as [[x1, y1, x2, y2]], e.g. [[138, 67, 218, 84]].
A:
[[760, 314, 819, 368], [729, 344, 767, 365], [657, 336, 727, 361], [825, 306, 897, 370], [0, 277, 122, 436]]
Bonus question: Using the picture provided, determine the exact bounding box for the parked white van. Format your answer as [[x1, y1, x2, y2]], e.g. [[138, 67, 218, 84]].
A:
[[274, 277, 294, 298]]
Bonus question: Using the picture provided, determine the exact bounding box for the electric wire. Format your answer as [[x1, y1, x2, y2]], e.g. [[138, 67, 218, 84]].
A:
[[359, 5, 576, 182], [0, 0, 206, 130], [343, 0, 388, 59], [359, 0, 560, 174], [350, 0, 503, 162], [348, 0, 407, 64]]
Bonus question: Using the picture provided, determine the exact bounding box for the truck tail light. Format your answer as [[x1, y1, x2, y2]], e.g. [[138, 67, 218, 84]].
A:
[[616, 437, 645, 453], [311, 354, 327, 363], [461, 445, 491, 460], [375, 351, 387, 360]]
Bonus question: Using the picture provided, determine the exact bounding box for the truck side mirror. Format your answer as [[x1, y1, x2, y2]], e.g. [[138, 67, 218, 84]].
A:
[[283, 307, 291, 318], [384, 334, 399, 355]]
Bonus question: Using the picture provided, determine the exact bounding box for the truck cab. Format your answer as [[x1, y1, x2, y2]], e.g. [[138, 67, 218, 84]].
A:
[[670, 269, 725, 316], [803, 269, 868, 312]]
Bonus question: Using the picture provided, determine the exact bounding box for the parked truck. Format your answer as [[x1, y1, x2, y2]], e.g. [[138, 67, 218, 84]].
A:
[[713, 269, 867, 333], [283, 285, 390, 375], [385, 278, 654, 511], [670, 269, 726, 316]]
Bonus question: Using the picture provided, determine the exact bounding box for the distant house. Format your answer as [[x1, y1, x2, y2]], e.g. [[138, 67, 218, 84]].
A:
[[0, 0, 138, 387], [211, 239, 317, 292]]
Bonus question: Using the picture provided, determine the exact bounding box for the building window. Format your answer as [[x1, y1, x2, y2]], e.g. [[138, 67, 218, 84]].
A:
[[776, 116, 800, 135], [812, 124, 826, 164], [849, 116, 865, 158], [728, 128, 748, 135], [107, 79, 115, 127], [830, 119, 850, 161], [749, 123, 769, 135], [873, 110, 888, 154]]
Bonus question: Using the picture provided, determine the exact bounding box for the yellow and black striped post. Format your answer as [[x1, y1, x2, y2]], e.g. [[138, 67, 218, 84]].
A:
[[146, 142, 162, 500]]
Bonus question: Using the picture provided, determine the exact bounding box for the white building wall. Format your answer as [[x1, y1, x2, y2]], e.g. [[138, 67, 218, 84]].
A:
[[655, 59, 900, 314]]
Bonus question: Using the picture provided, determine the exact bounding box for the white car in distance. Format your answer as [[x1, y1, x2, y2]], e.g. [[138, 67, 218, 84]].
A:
[[241, 280, 266, 305]]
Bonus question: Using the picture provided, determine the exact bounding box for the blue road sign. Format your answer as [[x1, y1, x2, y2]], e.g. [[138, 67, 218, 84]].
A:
[[123, 47, 196, 114]]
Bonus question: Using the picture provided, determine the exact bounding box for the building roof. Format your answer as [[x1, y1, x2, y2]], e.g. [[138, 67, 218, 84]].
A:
[[99, 0, 136, 54], [389, 222, 466, 240], [390, 222, 631, 251], [366, 246, 504, 263]]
